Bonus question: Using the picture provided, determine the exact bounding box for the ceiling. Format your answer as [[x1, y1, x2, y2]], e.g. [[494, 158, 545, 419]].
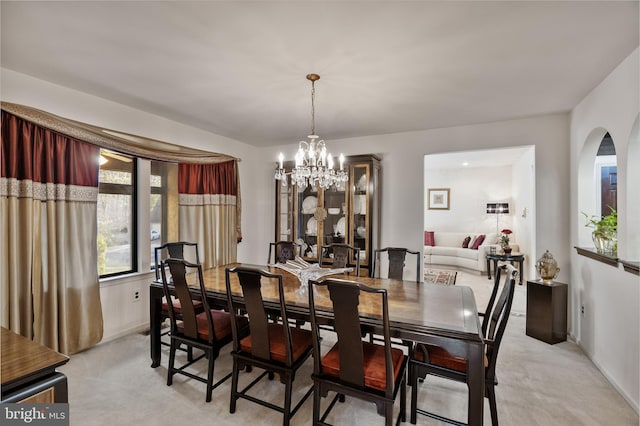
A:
[[1, 1, 638, 148]]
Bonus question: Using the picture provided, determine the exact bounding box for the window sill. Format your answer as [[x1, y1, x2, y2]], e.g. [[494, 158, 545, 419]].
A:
[[99, 270, 155, 287]]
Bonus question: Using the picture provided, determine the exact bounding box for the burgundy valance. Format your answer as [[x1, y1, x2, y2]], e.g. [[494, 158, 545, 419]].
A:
[[2, 112, 99, 187], [178, 161, 237, 196]]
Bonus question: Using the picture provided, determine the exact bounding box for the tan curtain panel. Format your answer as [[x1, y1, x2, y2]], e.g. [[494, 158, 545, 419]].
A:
[[1, 111, 103, 354], [178, 161, 239, 268]]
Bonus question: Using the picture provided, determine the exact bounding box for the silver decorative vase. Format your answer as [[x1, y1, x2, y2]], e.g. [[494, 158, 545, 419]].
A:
[[536, 250, 560, 283]]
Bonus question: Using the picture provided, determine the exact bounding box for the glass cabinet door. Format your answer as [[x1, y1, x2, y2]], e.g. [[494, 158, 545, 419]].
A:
[[350, 164, 369, 267], [321, 185, 348, 248], [276, 180, 293, 242], [295, 185, 320, 260]]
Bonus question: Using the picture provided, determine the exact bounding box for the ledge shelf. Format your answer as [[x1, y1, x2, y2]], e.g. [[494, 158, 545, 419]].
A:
[[576, 247, 640, 276], [575, 247, 618, 267], [621, 260, 639, 276]]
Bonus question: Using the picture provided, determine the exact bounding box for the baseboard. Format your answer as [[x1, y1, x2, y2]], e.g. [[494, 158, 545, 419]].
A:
[[100, 324, 149, 345]]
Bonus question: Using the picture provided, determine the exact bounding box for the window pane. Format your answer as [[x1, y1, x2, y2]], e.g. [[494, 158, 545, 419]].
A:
[[150, 193, 163, 268], [150, 160, 168, 270], [98, 149, 136, 277], [98, 194, 133, 275]]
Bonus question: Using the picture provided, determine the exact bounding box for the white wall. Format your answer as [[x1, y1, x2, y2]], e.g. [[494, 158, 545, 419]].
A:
[[512, 147, 536, 279], [423, 164, 512, 235], [570, 48, 639, 411]]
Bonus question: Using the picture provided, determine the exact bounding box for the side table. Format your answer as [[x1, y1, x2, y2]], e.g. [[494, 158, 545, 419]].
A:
[[486, 253, 525, 285], [526, 280, 568, 344]]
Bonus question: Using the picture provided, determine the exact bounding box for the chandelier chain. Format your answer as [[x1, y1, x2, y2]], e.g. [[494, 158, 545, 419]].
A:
[[310, 80, 316, 136]]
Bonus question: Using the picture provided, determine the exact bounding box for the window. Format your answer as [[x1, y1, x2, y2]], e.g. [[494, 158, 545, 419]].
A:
[[150, 161, 169, 270], [97, 149, 137, 277]]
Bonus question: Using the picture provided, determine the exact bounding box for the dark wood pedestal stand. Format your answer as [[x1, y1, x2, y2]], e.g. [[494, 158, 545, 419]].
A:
[[526, 280, 568, 344]]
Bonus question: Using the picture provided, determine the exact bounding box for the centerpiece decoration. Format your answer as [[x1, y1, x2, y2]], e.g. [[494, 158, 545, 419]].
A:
[[270, 256, 352, 295], [499, 229, 513, 254], [582, 207, 617, 255]]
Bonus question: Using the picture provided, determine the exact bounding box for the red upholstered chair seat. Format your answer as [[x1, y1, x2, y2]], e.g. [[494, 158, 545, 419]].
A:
[[321, 341, 405, 391], [178, 310, 247, 341], [239, 323, 313, 364], [414, 344, 489, 372], [162, 298, 203, 313]]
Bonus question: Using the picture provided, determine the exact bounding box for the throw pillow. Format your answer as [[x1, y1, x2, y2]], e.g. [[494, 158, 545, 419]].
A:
[[470, 234, 485, 250], [424, 231, 435, 246], [462, 236, 471, 248]]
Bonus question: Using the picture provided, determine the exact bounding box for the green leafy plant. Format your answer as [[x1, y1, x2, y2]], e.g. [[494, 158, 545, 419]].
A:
[[499, 229, 512, 247], [582, 207, 617, 238]]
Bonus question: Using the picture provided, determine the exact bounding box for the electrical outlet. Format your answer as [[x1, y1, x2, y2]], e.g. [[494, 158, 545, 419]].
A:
[[581, 304, 585, 316], [133, 288, 141, 302]]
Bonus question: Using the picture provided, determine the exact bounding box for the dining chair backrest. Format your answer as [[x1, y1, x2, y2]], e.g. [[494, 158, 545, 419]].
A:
[[225, 266, 295, 366], [267, 241, 301, 265], [308, 277, 394, 396], [160, 258, 213, 343], [320, 243, 360, 276], [154, 241, 200, 280], [371, 247, 421, 282], [485, 264, 518, 381]]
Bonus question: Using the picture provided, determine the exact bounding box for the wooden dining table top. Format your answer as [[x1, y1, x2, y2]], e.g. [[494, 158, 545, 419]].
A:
[[1, 327, 69, 389], [153, 262, 482, 343]]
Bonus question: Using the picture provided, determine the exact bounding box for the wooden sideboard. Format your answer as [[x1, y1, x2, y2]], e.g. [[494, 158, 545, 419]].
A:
[[1, 327, 69, 403]]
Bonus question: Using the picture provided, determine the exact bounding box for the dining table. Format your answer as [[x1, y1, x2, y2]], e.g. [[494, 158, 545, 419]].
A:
[[148, 263, 485, 425]]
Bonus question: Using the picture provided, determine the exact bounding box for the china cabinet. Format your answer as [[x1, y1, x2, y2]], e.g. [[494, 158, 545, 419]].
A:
[[275, 154, 380, 274]]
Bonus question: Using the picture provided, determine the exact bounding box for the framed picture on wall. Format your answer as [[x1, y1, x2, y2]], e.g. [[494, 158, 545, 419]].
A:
[[428, 188, 450, 210]]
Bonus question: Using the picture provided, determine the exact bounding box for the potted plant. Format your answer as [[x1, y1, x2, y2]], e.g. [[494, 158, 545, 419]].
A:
[[499, 229, 513, 254], [582, 207, 617, 255]]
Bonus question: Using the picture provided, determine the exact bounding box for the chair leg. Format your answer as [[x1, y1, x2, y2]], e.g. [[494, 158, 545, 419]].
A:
[[206, 349, 215, 402], [188, 346, 194, 362], [167, 340, 177, 386], [283, 377, 293, 426], [410, 365, 418, 424], [400, 374, 407, 423], [312, 385, 321, 426], [487, 383, 499, 426], [230, 359, 239, 413], [384, 401, 393, 426]]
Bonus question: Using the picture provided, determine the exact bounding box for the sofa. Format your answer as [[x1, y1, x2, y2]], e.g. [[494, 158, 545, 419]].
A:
[[423, 231, 519, 274]]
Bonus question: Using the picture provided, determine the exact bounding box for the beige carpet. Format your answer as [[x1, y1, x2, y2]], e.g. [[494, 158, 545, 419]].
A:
[[58, 291, 638, 425]]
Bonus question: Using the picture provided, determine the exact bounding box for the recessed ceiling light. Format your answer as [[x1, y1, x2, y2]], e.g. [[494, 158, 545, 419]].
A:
[[462, 162, 469, 166]]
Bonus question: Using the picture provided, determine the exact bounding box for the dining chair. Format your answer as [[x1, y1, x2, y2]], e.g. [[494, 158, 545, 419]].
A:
[[160, 258, 247, 402], [409, 264, 518, 425], [154, 242, 203, 359], [371, 247, 421, 282], [225, 266, 314, 426], [369, 247, 421, 347], [268, 241, 302, 264], [320, 243, 360, 276], [308, 277, 408, 426]]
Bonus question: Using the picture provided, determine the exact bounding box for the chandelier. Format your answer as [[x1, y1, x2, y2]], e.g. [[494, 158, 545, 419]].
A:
[[274, 74, 348, 190]]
